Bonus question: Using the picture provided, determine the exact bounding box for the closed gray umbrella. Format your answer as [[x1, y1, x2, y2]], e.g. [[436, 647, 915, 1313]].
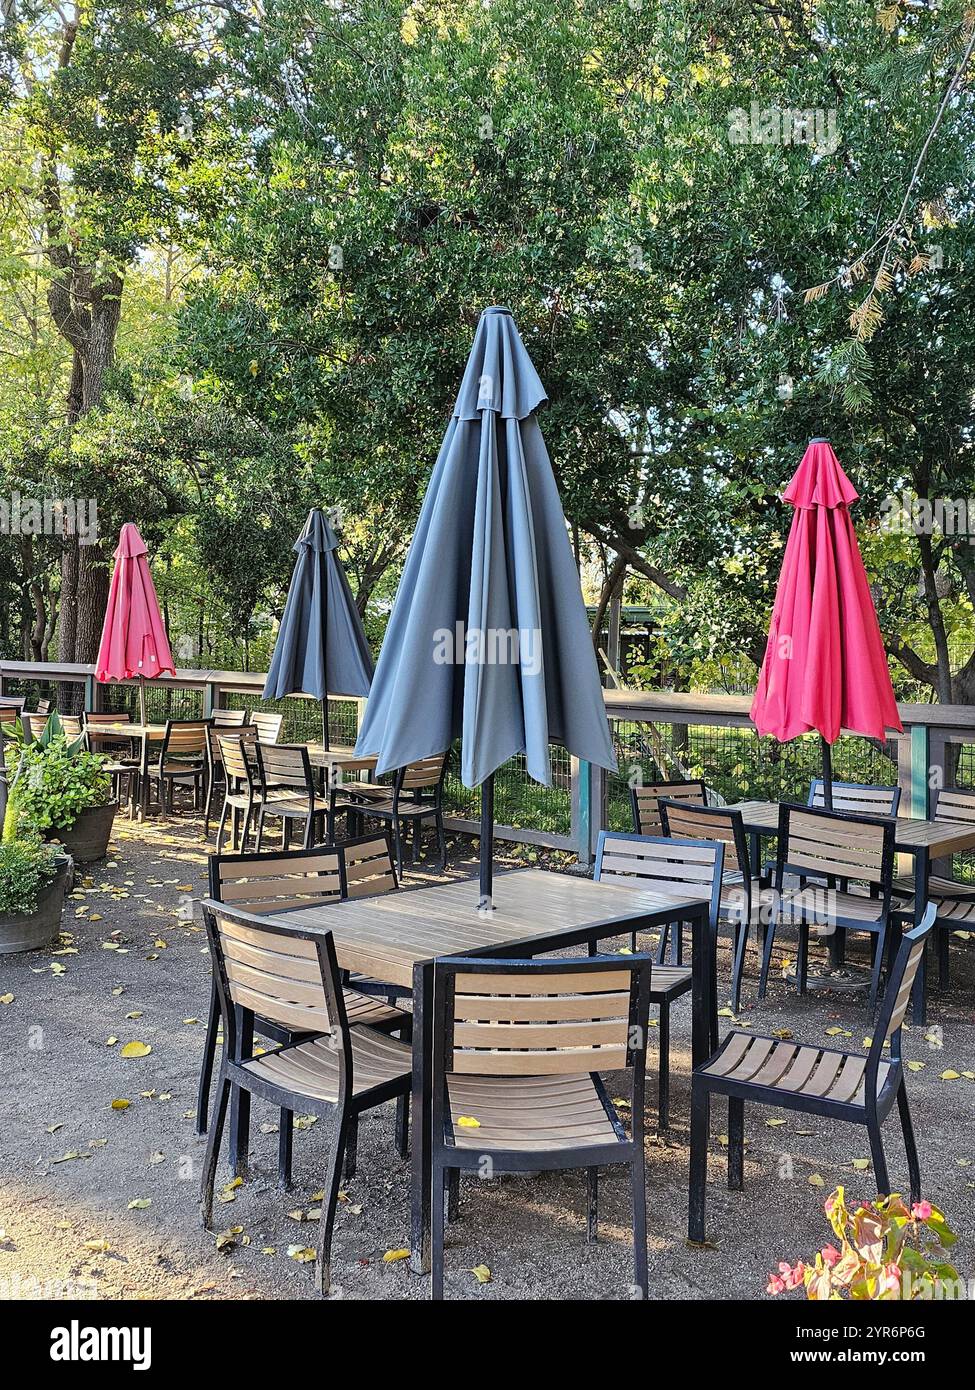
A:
[[355, 307, 615, 899], [263, 508, 374, 748]]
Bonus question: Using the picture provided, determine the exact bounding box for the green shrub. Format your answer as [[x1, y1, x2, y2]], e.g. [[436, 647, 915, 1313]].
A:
[[6, 735, 111, 833], [0, 837, 61, 916]]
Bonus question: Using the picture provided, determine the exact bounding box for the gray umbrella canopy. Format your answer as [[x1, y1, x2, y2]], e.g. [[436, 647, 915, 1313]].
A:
[[263, 508, 374, 748], [355, 307, 615, 897]]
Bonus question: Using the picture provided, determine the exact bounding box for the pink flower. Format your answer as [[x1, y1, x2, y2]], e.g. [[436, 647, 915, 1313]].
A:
[[911, 1201, 932, 1222], [880, 1263, 901, 1294], [820, 1244, 841, 1268], [784, 1262, 806, 1290], [766, 1274, 786, 1295]]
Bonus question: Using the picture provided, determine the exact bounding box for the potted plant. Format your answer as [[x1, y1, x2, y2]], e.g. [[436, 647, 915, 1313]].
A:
[[4, 714, 117, 862], [0, 834, 71, 954]]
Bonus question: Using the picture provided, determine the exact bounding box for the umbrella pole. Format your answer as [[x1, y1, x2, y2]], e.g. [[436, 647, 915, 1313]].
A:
[[321, 696, 329, 752], [479, 774, 494, 908], [138, 676, 146, 728], [821, 735, 833, 811]]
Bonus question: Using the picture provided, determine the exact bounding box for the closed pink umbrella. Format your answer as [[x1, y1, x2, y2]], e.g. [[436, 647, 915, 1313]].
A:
[[750, 439, 902, 805], [95, 523, 175, 724]]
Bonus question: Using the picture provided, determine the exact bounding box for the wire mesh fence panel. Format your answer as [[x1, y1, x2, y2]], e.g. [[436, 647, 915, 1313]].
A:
[[442, 742, 573, 838], [227, 693, 359, 746], [99, 685, 205, 721]]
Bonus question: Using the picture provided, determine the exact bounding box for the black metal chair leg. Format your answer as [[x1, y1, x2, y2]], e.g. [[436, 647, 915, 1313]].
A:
[[343, 1116, 358, 1181], [587, 1167, 598, 1243], [728, 1097, 744, 1190], [446, 1168, 459, 1222], [866, 1116, 891, 1198], [196, 976, 219, 1135], [797, 923, 809, 994], [392, 818, 403, 880], [277, 1110, 293, 1190], [200, 1075, 231, 1228], [731, 920, 748, 1014], [688, 1083, 710, 1243], [216, 799, 229, 852], [395, 1092, 409, 1159], [896, 1080, 921, 1204], [657, 1003, 670, 1130], [314, 1108, 349, 1298], [436, 811, 447, 871], [431, 1160, 446, 1300], [655, 924, 669, 964], [868, 923, 888, 1012], [758, 916, 777, 999], [631, 1152, 648, 1299]]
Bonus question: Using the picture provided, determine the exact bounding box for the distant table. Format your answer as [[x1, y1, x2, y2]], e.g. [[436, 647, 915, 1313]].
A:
[[730, 799, 975, 1021], [302, 742, 379, 777], [90, 721, 168, 819], [255, 867, 712, 1274]]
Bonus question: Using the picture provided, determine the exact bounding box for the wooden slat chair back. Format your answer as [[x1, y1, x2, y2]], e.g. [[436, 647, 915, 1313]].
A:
[[209, 845, 344, 922], [85, 711, 132, 738], [595, 829, 724, 907], [688, 906, 936, 1244], [210, 901, 335, 1037], [659, 799, 757, 1011], [399, 755, 448, 791], [213, 709, 248, 727], [933, 787, 975, 827], [0, 696, 25, 711], [219, 734, 256, 787], [162, 720, 210, 757], [777, 804, 892, 889], [250, 711, 284, 744], [430, 953, 652, 1299], [25, 712, 82, 741], [59, 714, 83, 740], [256, 742, 313, 791], [630, 778, 706, 835], [0, 706, 21, 727], [808, 780, 901, 816], [36, 698, 51, 715], [22, 713, 47, 740], [445, 962, 637, 1076], [342, 834, 398, 899]]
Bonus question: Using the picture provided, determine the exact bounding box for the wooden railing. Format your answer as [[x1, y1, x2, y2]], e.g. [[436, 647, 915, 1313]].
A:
[[4, 659, 975, 864]]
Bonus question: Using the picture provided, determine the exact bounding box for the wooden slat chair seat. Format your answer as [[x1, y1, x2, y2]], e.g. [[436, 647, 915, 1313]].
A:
[[630, 778, 707, 836], [758, 804, 896, 1010], [893, 872, 975, 901], [337, 753, 448, 878], [200, 897, 412, 1297], [689, 907, 936, 1244], [593, 830, 723, 1129], [430, 954, 651, 1300], [660, 800, 766, 1012], [197, 842, 411, 1194]]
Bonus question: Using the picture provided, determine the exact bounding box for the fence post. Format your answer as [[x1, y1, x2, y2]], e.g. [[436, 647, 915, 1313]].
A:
[[203, 682, 215, 718], [572, 757, 592, 867], [910, 722, 930, 819], [84, 673, 96, 712]]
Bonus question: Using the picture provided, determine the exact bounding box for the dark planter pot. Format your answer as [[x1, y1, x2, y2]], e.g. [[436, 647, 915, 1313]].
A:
[[0, 855, 72, 954], [45, 801, 118, 863]]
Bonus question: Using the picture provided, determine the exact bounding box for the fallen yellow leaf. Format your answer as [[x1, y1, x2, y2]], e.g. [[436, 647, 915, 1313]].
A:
[[383, 1248, 410, 1263], [941, 1070, 961, 1081], [120, 1041, 151, 1058], [471, 1264, 492, 1284], [808, 1173, 825, 1187], [110, 1099, 130, 1111], [456, 1115, 481, 1128]]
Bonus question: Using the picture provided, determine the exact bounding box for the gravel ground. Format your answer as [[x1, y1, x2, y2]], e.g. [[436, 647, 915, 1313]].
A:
[[0, 812, 973, 1302]]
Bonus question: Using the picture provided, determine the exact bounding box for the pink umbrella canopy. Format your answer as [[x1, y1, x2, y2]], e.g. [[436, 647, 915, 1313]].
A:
[[95, 525, 175, 714], [750, 439, 902, 764]]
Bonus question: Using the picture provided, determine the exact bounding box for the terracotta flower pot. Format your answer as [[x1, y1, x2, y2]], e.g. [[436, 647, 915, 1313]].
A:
[[0, 855, 72, 954]]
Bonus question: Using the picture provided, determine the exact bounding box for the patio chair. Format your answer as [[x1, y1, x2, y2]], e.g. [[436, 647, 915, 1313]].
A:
[[758, 803, 896, 1010], [688, 904, 936, 1244], [659, 798, 771, 1013], [889, 787, 975, 991], [631, 778, 707, 836], [339, 834, 413, 1005], [250, 710, 284, 745], [198, 843, 410, 1190], [593, 830, 724, 1129], [338, 753, 448, 877], [199, 898, 411, 1296], [148, 719, 211, 814], [211, 734, 261, 851], [84, 711, 140, 803], [430, 953, 651, 1300], [23, 712, 83, 741], [254, 742, 325, 849], [36, 697, 51, 715], [204, 724, 257, 839], [212, 708, 248, 728]]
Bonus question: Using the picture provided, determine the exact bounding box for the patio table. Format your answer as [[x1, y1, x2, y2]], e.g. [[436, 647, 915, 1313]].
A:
[[91, 720, 168, 819], [256, 867, 712, 1274], [729, 798, 975, 1022]]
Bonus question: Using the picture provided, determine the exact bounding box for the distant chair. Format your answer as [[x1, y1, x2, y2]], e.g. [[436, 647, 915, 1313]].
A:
[[36, 698, 51, 715], [23, 712, 82, 742], [593, 830, 724, 1129], [148, 719, 211, 814], [199, 896, 412, 1295], [212, 735, 261, 851], [250, 710, 284, 745], [659, 798, 768, 1012], [84, 711, 139, 803], [254, 742, 324, 849], [430, 953, 652, 1300], [807, 779, 901, 816], [689, 906, 936, 1245], [212, 708, 248, 728], [0, 696, 26, 713], [337, 753, 449, 877], [204, 725, 257, 841], [631, 779, 707, 836], [892, 787, 975, 991]]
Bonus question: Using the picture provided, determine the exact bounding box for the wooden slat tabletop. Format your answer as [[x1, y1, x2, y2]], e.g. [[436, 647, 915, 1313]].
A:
[[95, 721, 167, 738], [731, 798, 975, 858], [302, 743, 379, 775], [280, 868, 710, 990]]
